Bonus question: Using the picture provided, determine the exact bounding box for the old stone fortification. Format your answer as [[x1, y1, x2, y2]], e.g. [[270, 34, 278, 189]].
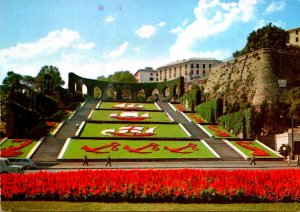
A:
[[204, 48, 300, 107]]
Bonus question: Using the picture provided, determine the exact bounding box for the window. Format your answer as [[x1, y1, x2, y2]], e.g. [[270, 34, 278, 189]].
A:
[[203, 70, 205, 75], [150, 73, 153, 76], [203, 64, 205, 69], [190, 64, 194, 68], [156, 73, 158, 76], [174, 72, 176, 78], [164, 69, 167, 74], [160, 76, 162, 80], [150, 77, 154, 81], [196, 70, 199, 74], [296, 37, 299, 42], [196, 64, 199, 68], [190, 70, 194, 75], [296, 30, 299, 35], [209, 64, 212, 68]]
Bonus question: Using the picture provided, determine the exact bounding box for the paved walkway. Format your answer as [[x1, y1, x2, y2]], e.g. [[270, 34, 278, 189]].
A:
[[35, 160, 297, 170], [31, 100, 98, 162]]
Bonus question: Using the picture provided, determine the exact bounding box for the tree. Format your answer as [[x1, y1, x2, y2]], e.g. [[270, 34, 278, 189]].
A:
[[233, 23, 289, 57], [35, 65, 64, 95], [97, 71, 137, 83]]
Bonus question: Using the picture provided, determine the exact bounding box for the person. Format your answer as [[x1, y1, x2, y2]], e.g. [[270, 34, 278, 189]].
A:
[[76, 123, 80, 128], [287, 154, 290, 167], [250, 152, 256, 165], [105, 155, 112, 167], [83, 155, 89, 166]]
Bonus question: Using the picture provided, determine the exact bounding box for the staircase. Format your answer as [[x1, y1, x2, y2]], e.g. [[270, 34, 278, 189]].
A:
[[31, 100, 98, 162], [204, 138, 243, 161]]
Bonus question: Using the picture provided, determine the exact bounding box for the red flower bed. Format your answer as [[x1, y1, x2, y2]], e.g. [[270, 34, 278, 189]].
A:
[[1, 169, 300, 203], [175, 104, 186, 111]]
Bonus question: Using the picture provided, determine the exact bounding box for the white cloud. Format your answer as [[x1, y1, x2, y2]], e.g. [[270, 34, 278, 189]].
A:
[[105, 16, 115, 24], [108, 41, 129, 59], [265, 1, 286, 14], [133, 47, 140, 52], [158, 22, 166, 27], [170, 27, 183, 34], [254, 19, 266, 30], [170, 0, 259, 60], [0, 28, 95, 62], [135, 25, 156, 39], [182, 19, 189, 26]]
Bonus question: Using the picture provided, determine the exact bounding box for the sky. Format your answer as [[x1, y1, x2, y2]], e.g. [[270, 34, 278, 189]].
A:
[[1, 0, 300, 87]]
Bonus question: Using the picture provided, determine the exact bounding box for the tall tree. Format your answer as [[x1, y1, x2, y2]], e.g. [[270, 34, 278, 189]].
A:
[[35, 65, 64, 95], [233, 23, 289, 57]]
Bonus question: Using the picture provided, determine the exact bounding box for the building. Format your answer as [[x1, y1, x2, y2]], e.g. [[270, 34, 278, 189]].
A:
[[134, 67, 158, 83], [287, 27, 300, 47], [157, 58, 222, 82]]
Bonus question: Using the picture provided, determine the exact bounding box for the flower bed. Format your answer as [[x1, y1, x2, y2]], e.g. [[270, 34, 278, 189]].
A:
[[2, 169, 299, 203], [80, 123, 190, 138], [0, 139, 39, 158], [90, 110, 172, 122], [59, 139, 217, 159], [201, 125, 235, 138], [186, 113, 207, 123], [98, 102, 160, 111], [173, 104, 188, 112], [228, 140, 282, 158]]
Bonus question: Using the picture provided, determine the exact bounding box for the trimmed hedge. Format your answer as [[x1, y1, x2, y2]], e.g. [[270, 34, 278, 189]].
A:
[[217, 108, 252, 138], [195, 99, 223, 123]]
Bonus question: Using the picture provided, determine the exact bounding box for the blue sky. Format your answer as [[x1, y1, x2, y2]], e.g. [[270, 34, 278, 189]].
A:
[[1, 0, 300, 86]]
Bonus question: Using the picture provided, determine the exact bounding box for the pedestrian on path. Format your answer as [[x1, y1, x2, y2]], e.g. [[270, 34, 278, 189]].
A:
[[105, 155, 112, 167], [250, 152, 256, 165], [83, 155, 89, 166], [287, 154, 290, 167]]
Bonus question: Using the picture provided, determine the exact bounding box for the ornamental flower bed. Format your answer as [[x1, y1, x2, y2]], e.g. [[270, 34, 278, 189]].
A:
[[60, 139, 217, 159], [1, 169, 300, 203], [98, 102, 160, 111], [202, 125, 235, 138], [186, 113, 207, 123], [0, 139, 38, 158], [174, 104, 187, 112]]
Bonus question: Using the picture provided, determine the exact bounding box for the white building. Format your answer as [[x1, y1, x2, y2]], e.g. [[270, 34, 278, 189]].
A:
[[134, 67, 158, 83]]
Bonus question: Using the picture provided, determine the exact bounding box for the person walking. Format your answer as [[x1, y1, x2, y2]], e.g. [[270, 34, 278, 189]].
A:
[[105, 155, 112, 167], [250, 152, 256, 165], [287, 154, 290, 167], [83, 155, 89, 166]]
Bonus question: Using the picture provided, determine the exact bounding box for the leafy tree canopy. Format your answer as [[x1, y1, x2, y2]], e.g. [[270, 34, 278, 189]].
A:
[[97, 71, 137, 83], [233, 23, 289, 57], [35, 65, 64, 94]]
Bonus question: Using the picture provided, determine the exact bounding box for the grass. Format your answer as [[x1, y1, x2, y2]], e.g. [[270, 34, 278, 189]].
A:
[[2, 202, 300, 211], [228, 140, 282, 159], [80, 123, 189, 138], [0, 139, 39, 158], [186, 113, 207, 123], [99, 102, 160, 110], [90, 110, 172, 122], [61, 139, 216, 159]]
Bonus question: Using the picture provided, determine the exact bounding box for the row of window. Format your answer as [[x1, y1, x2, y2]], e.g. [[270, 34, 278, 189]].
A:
[[158, 70, 207, 81]]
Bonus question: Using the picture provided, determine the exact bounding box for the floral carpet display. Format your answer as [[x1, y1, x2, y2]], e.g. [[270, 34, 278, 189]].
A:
[[2, 169, 299, 203], [0, 139, 39, 158], [98, 102, 160, 111]]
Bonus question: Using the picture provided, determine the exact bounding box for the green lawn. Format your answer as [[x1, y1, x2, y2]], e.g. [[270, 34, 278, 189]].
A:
[[90, 110, 172, 122], [228, 140, 282, 159], [61, 139, 216, 159], [201, 125, 235, 138], [2, 202, 299, 211], [0, 138, 39, 158], [80, 123, 189, 138], [98, 102, 160, 110]]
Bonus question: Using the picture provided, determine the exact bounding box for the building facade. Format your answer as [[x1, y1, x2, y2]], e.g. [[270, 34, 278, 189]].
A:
[[287, 27, 300, 47], [157, 58, 222, 82], [134, 67, 158, 83]]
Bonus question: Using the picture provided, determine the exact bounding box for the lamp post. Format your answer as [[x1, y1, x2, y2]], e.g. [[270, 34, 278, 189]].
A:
[[291, 114, 295, 159]]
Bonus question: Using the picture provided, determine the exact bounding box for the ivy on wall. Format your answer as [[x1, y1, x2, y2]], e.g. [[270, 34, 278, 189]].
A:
[[195, 99, 223, 123], [68, 72, 184, 101], [180, 87, 201, 111], [217, 108, 252, 138]]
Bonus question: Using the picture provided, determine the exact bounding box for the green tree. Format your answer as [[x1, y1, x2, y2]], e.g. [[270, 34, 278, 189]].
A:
[[97, 71, 137, 83], [35, 65, 64, 95], [233, 23, 289, 57]]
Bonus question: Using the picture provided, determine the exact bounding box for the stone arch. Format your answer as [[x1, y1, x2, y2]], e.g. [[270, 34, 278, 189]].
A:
[[122, 88, 132, 101], [137, 89, 146, 102], [94, 86, 102, 99], [74, 83, 78, 92], [163, 87, 170, 97], [172, 84, 179, 101], [82, 84, 88, 95], [106, 88, 117, 100]]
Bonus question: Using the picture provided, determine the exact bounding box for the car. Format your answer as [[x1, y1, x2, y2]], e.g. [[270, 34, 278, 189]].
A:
[[0, 157, 24, 174], [9, 158, 38, 170]]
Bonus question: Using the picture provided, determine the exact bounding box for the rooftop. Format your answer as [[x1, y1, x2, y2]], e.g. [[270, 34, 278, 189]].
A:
[[158, 58, 221, 69]]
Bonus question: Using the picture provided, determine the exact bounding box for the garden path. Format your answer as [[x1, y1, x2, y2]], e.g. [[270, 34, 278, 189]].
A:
[[31, 100, 98, 162]]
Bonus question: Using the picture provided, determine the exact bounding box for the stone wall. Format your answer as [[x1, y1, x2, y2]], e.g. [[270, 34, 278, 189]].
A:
[[204, 48, 300, 107]]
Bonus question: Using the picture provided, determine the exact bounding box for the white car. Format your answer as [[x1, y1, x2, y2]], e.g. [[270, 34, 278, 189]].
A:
[[9, 158, 38, 170], [0, 157, 24, 173]]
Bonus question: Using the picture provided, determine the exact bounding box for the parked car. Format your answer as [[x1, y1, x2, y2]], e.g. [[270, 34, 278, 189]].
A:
[[9, 158, 38, 170], [0, 157, 24, 173]]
